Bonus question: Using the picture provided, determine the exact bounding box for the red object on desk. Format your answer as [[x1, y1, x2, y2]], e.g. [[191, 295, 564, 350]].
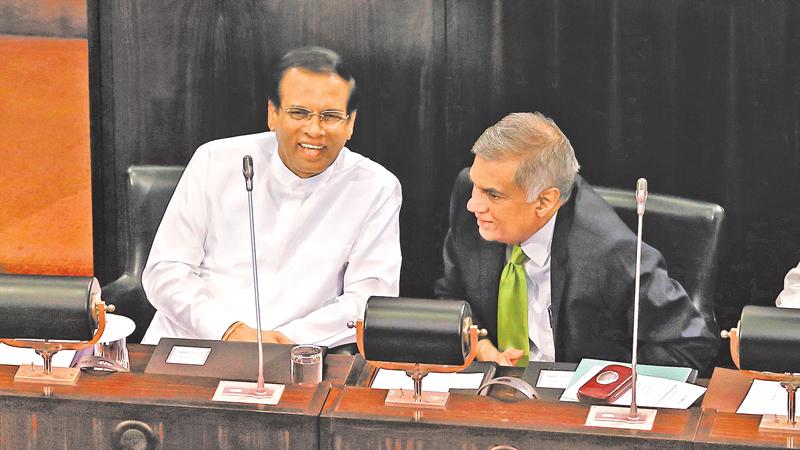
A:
[[577, 364, 633, 404]]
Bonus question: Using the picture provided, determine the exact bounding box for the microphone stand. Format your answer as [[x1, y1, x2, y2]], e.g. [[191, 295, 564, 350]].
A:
[[208, 156, 284, 405], [584, 178, 657, 430], [243, 155, 266, 396], [629, 177, 648, 420]]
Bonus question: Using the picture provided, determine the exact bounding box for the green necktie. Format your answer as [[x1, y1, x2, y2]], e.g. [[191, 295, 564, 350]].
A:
[[497, 244, 530, 367]]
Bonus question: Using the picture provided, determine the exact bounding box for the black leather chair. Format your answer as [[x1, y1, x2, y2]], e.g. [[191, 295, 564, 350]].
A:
[[102, 166, 184, 343], [593, 186, 725, 329]]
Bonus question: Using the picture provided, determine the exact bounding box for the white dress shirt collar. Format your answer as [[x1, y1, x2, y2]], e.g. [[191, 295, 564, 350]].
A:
[[519, 211, 558, 265]]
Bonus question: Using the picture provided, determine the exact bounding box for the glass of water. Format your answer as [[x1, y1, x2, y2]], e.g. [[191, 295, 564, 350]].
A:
[[290, 344, 323, 384]]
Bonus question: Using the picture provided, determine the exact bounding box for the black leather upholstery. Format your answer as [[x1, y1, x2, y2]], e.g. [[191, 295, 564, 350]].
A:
[[593, 186, 725, 329], [328, 343, 359, 355], [101, 166, 184, 343]]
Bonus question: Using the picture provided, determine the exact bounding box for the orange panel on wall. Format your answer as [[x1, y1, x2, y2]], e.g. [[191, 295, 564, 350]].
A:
[[0, 0, 92, 276]]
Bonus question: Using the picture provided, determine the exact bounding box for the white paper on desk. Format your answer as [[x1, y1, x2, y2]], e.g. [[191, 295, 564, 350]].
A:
[[736, 379, 789, 416], [0, 344, 75, 368], [537, 370, 575, 389], [371, 369, 485, 393], [560, 364, 705, 409]]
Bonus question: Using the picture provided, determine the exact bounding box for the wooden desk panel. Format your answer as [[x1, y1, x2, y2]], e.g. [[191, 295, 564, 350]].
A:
[[320, 386, 699, 449], [9, 346, 787, 450], [695, 411, 800, 449], [696, 367, 800, 449], [0, 391, 323, 449], [701, 367, 753, 413], [0, 343, 356, 449]]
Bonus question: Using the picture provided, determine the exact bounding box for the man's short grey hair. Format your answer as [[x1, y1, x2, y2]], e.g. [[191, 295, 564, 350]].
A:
[[471, 112, 581, 202]]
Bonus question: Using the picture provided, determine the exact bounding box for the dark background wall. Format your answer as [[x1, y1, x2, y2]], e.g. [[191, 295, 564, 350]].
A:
[[89, 0, 800, 367]]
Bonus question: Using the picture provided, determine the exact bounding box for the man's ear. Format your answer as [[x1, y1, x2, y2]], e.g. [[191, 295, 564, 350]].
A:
[[535, 187, 562, 216], [267, 101, 277, 131]]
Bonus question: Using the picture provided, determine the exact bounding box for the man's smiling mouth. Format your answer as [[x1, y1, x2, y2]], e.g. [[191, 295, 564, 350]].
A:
[[299, 143, 324, 150]]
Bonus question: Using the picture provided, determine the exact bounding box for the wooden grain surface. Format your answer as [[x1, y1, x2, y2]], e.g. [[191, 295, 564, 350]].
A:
[[0, 343, 355, 449], [321, 385, 699, 449], [4, 346, 799, 449], [697, 367, 800, 449], [701, 367, 753, 412]]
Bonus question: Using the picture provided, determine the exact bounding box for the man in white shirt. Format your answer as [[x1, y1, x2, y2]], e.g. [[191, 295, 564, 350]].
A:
[[142, 47, 402, 347], [776, 262, 800, 308]]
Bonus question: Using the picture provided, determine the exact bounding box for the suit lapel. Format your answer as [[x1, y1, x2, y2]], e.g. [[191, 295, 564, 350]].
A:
[[550, 181, 579, 359], [479, 238, 505, 339]]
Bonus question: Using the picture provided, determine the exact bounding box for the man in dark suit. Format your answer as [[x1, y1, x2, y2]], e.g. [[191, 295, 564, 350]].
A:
[[435, 112, 717, 369]]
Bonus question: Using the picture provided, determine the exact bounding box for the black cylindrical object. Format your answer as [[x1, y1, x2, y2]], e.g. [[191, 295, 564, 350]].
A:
[[0, 274, 99, 341], [738, 305, 800, 374], [362, 296, 472, 365]]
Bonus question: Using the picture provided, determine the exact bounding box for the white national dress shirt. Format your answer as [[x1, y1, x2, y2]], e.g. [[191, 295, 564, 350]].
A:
[[776, 262, 800, 308], [141, 132, 402, 346], [510, 211, 558, 362]]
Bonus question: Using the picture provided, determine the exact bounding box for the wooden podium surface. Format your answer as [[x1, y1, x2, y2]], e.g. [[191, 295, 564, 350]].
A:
[[696, 367, 800, 449], [320, 385, 699, 449], [321, 362, 700, 449], [0, 344, 357, 449], [4, 345, 796, 449]]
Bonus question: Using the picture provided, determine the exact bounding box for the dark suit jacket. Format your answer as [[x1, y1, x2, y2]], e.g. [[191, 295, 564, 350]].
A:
[[434, 169, 717, 370]]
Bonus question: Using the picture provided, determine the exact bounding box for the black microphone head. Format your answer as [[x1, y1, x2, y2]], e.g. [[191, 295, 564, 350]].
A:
[[243, 155, 254, 191]]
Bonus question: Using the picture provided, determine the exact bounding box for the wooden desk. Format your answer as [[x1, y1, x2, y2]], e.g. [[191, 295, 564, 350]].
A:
[[320, 385, 699, 449], [0, 344, 357, 449], [696, 367, 800, 449], [7, 348, 785, 449]]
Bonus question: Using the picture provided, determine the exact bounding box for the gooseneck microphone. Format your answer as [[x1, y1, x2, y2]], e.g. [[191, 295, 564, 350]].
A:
[[635, 178, 648, 216], [242, 155, 266, 395], [243, 155, 254, 191], [630, 177, 648, 419]]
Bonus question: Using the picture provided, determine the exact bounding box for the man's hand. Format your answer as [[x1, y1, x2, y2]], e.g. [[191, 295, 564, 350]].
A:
[[224, 324, 295, 344], [475, 339, 525, 366]]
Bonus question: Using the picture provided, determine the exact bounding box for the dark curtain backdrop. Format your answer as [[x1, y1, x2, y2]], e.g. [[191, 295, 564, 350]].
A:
[[89, 0, 800, 368]]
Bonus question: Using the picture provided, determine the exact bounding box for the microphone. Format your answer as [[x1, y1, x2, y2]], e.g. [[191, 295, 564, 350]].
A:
[[635, 178, 648, 216], [243, 155, 254, 192], [242, 155, 266, 395], [630, 177, 648, 419]]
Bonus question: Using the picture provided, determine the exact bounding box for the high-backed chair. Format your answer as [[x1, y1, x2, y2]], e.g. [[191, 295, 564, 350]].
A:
[[101, 166, 184, 343], [593, 186, 725, 329]]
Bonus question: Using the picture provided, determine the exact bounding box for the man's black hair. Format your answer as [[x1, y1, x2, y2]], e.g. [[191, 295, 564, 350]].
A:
[[268, 46, 359, 113]]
